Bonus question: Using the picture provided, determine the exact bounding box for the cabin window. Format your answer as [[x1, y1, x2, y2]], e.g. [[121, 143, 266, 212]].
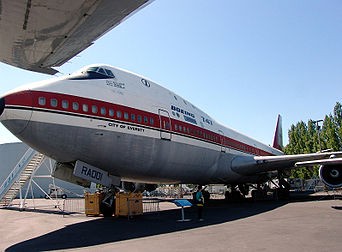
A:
[[124, 112, 129, 120], [73, 102, 79, 111], [150, 118, 154, 125], [92, 105, 98, 114], [50, 99, 57, 107], [117, 111, 122, 118], [100, 107, 106, 115], [131, 114, 136, 121], [109, 109, 114, 117], [179, 125, 182, 131], [83, 104, 88, 112], [62, 100, 68, 109], [38, 97, 46, 106], [138, 115, 142, 123], [144, 116, 148, 124], [175, 124, 178, 131], [166, 122, 170, 129]]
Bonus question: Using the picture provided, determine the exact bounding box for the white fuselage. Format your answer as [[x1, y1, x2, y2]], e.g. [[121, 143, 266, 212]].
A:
[[0, 64, 282, 184]]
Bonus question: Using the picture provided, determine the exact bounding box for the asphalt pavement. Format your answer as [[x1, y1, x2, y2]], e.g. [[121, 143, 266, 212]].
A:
[[1, 193, 341, 252]]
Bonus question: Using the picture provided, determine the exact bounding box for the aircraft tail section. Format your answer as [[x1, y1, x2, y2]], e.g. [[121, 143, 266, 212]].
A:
[[272, 114, 283, 151]]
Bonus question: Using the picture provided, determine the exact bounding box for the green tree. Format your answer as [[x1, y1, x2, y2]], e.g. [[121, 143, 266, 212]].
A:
[[284, 101, 342, 179]]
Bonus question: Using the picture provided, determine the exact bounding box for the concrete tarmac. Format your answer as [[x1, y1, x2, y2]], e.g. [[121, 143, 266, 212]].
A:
[[1, 194, 342, 252]]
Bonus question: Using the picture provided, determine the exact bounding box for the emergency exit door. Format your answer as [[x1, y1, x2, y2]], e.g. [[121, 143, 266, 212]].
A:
[[159, 109, 172, 140]]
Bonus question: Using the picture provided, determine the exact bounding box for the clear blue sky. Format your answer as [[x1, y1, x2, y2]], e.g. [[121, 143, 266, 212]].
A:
[[0, 0, 341, 146]]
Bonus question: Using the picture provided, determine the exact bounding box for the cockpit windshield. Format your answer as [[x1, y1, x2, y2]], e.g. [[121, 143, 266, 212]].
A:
[[66, 66, 115, 80], [86, 67, 115, 78]]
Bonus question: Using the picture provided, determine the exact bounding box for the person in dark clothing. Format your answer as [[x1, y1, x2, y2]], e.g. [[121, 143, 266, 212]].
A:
[[195, 185, 204, 221]]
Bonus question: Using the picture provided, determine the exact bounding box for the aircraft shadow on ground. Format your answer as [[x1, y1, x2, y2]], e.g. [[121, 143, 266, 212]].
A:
[[6, 200, 287, 251]]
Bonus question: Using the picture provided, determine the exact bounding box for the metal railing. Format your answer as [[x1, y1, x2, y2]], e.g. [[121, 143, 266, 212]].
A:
[[62, 198, 85, 214], [127, 197, 161, 219], [0, 148, 36, 200]]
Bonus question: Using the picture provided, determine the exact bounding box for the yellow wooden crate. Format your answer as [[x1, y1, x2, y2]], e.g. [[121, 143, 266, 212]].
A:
[[85, 192, 104, 216], [115, 192, 143, 217]]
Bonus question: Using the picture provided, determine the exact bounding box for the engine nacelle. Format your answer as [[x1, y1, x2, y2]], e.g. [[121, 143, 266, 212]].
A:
[[319, 164, 342, 188]]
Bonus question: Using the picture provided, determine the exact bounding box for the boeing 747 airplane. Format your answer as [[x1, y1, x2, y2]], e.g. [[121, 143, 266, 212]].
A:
[[0, 1, 341, 214]]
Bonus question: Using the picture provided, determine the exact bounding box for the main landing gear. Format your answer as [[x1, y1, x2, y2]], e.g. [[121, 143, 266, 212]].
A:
[[99, 186, 119, 217], [224, 184, 249, 201], [251, 171, 291, 201]]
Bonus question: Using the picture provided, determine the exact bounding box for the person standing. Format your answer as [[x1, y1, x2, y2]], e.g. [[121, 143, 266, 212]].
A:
[[195, 185, 204, 221]]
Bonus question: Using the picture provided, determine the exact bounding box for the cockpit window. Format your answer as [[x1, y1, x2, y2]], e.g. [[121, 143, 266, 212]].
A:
[[105, 69, 114, 77], [86, 67, 99, 72], [66, 66, 115, 80], [98, 68, 106, 75]]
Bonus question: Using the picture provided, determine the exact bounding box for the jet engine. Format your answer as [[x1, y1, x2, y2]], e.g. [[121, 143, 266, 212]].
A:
[[319, 164, 342, 188]]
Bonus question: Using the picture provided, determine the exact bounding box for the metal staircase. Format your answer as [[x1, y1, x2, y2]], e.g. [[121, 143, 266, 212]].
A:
[[0, 148, 45, 207]]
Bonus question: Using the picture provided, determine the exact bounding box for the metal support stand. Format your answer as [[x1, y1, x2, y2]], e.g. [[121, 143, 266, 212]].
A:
[[177, 206, 191, 222], [173, 199, 192, 222]]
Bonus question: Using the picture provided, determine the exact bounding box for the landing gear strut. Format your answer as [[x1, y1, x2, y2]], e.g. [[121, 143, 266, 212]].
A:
[[99, 187, 119, 217], [251, 183, 268, 201], [225, 184, 249, 201], [251, 171, 291, 201], [274, 172, 290, 200]]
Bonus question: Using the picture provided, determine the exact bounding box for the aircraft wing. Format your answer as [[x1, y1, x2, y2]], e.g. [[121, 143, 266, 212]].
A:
[[0, 0, 154, 74], [232, 151, 342, 187]]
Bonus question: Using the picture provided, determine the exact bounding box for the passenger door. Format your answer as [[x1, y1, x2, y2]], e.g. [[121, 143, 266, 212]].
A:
[[159, 109, 172, 140], [218, 130, 226, 152]]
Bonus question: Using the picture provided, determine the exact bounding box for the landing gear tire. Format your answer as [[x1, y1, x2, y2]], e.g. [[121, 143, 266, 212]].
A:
[[274, 188, 289, 200], [238, 184, 249, 196], [251, 187, 267, 201], [225, 190, 243, 201], [100, 202, 114, 217], [275, 173, 290, 200]]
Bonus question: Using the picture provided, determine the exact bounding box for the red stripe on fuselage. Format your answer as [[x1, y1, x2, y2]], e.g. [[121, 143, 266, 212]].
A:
[[5, 90, 275, 156]]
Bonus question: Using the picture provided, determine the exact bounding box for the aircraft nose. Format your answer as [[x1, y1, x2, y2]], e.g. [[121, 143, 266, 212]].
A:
[[0, 90, 33, 136], [0, 97, 4, 117]]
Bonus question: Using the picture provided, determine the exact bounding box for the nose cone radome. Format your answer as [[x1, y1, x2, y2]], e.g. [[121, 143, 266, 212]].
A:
[[0, 97, 4, 117], [0, 90, 33, 136]]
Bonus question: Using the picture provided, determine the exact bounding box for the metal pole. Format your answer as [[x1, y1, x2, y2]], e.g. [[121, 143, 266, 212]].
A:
[[19, 180, 23, 209], [314, 120, 323, 152], [30, 182, 35, 210]]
